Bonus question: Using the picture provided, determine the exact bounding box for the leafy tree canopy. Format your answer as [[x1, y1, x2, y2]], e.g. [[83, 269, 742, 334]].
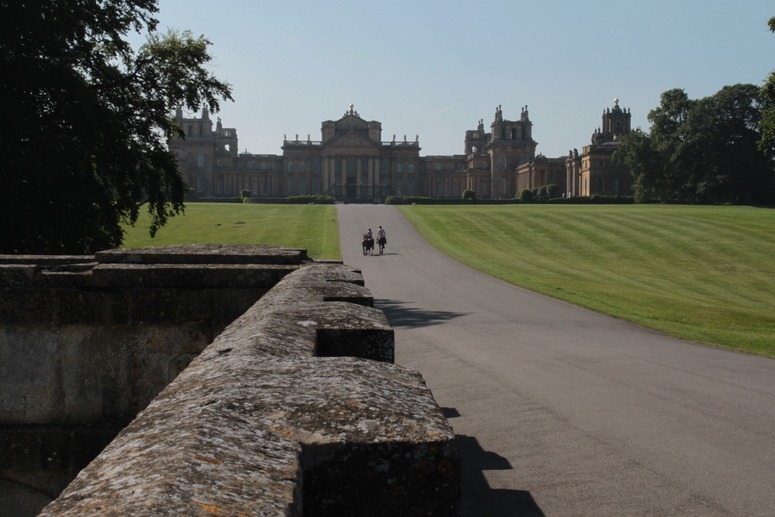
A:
[[759, 16, 775, 161], [616, 84, 773, 204], [0, 0, 232, 253]]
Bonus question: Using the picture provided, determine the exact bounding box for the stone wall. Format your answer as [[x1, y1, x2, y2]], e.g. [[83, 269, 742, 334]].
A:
[[0, 246, 460, 515], [0, 245, 303, 514]]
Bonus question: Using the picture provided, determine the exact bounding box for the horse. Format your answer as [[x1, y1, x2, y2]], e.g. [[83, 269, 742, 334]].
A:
[[377, 235, 386, 255], [362, 234, 375, 255]]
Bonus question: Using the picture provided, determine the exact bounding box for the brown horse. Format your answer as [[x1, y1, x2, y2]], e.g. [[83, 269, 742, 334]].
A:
[[362, 235, 375, 255], [377, 235, 386, 254]]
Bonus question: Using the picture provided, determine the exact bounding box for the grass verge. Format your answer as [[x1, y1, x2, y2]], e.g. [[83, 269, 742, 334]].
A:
[[122, 203, 341, 260], [398, 204, 775, 358]]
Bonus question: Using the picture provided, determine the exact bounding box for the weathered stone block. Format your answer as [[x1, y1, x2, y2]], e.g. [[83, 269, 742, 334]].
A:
[[202, 263, 296, 288], [39, 358, 459, 516]]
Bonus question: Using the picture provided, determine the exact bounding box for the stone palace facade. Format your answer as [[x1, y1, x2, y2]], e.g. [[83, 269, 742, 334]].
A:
[[170, 101, 632, 201]]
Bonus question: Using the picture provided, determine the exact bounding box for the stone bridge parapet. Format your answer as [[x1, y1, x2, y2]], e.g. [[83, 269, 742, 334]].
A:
[[23, 252, 460, 515]]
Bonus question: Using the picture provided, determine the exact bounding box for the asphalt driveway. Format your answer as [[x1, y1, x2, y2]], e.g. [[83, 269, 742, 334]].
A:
[[337, 203, 775, 516]]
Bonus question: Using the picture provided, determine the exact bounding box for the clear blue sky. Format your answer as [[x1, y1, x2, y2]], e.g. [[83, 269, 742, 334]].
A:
[[139, 0, 774, 158]]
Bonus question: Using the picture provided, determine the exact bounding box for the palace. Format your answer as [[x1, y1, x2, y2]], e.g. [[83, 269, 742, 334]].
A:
[[170, 101, 632, 201]]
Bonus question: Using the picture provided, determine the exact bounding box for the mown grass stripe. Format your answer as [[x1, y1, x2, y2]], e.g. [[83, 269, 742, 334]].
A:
[[399, 204, 775, 357]]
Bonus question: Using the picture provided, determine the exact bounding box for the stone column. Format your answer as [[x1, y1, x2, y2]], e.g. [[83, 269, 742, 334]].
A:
[[341, 157, 347, 191], [367, 158, 374, 199], [320, 156, 331, 193]]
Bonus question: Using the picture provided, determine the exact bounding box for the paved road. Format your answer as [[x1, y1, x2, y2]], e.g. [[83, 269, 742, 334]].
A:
[[337, 204, 775, 517]]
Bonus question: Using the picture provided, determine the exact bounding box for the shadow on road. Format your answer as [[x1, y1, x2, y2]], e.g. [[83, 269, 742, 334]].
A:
[[456, 434, 545, 517], [441, 407, 544, 517], [376, 298, 468, 329]]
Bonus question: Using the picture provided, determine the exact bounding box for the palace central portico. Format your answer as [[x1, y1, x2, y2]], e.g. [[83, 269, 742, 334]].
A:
[[281, 103, 422, 201], [171, 101, 630, 201]]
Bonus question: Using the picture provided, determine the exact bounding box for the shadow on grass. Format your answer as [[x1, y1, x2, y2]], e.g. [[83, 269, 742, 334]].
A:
[[375, 298, 468, 329]]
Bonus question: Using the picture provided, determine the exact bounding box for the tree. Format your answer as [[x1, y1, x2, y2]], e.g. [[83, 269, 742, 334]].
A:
[[682, 84, 770, 204], [614, 130, 667, 202], [615, 89, 694, 202], [650, 89, 696, 200], [758, 17, 775, 180], [0, 0, 232, 254], [616, 85, 773, 204]]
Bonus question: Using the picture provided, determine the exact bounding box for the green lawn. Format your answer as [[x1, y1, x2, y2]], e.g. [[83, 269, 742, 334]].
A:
[[122, 203, 341, 260], [122, 202, 774, 358], [398, 204, 775, 358]]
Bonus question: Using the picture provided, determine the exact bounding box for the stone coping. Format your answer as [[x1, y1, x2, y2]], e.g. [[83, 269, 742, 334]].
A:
[[96, 243, 308, 265]]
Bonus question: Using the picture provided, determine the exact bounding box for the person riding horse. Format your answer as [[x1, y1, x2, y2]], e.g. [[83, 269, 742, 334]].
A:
[[376, 226, 386, 254], [362, 233, 375, 255]]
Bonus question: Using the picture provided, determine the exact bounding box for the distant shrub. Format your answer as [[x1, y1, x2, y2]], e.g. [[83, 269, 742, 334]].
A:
[[284, 195, 335, 204], [518, 189, 534, 202], [186, 195, 242, 203], [385, 196, 433, 205], [546, 195, 634, 204], [546, 184, 561, 199], [589, 194, 635, 204], [462, 189, 476, 200]]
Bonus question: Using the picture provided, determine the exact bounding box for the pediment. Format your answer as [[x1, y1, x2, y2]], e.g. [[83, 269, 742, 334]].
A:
[[326, 131, 379, 149], [334, 115, 369, 130]]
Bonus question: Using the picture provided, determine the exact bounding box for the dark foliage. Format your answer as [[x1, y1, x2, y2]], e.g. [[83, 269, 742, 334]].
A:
[[0, 0, 232, 253], [615, 84, 774, 204], [517, 189, 535, 202], [283, 195, 336, 204]]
